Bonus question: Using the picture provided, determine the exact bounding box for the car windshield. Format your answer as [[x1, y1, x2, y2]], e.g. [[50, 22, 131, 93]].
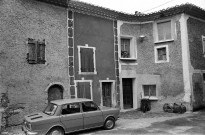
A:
[[43, 103, 58, 116]]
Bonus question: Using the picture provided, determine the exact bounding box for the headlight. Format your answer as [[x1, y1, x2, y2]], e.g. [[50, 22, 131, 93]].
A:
[[25, 121, 32, 130]]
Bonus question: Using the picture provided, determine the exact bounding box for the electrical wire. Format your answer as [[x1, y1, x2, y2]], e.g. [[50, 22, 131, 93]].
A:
[[143, 0, 175, 13]]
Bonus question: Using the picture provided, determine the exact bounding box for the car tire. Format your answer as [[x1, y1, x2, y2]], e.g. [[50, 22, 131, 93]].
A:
[[104, 117, 115, 130], [47, 127, 64, 135]]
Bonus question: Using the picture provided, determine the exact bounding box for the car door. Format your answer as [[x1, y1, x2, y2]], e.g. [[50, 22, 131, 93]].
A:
[[82, 101, 103, 129], [60, 103, 83, 133]]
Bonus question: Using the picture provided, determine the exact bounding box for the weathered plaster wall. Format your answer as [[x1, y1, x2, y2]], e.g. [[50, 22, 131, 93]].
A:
[[120, 16, 185, 109], [0, 0, 68, 123], [188, 18, 205, 69], [187, 17, 205, 110], [74, 13, 116, 105]]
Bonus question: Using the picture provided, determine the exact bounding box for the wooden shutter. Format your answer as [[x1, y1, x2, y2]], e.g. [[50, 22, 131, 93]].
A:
[[77, 82, 91, 99], [38, 39, 46, 64], [80, 48, 94, 72], [27, 38, 37, 64]]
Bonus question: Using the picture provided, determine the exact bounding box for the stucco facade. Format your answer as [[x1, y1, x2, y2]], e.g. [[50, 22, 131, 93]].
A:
[[0, 0, 68, 124]]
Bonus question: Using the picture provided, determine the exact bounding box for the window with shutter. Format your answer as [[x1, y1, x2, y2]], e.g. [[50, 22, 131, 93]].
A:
[[27, 38, 46, 64], [78, 45, 96, 74], [76, 82, 91, 99]]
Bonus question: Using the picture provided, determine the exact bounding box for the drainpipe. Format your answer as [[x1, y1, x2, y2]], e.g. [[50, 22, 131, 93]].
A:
[[179, 13, 193, 112]]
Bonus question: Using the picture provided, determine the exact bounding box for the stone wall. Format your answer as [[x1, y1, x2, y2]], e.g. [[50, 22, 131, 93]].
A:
[[0, 0, 68, 124]]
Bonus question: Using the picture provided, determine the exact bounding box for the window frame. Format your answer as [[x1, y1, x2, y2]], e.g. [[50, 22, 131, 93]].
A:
[[78, 45, 97, 75], [154, 45, 169, 63], [142, 85, 158, 99], [27, 38, 46, 64], [61, 102, 81, 115], [154, 19, 175, 43], [120, 35, 137, 60], [74, 80, 93, 100], [202, 35, 205, 56]]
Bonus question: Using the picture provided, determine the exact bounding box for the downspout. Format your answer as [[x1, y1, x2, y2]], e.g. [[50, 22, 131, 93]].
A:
[[179, 13, 193, 111]]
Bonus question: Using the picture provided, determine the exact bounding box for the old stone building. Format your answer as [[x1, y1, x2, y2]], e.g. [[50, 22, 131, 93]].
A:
[[0, 0, 205, 124]]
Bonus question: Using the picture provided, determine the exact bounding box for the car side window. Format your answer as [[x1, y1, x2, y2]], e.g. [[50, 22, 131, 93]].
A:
[[82, 101, 98, 112], [61, 103, 80, 115]]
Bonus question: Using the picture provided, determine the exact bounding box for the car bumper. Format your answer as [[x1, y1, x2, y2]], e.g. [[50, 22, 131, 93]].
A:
[[22, 126, 38, 135]]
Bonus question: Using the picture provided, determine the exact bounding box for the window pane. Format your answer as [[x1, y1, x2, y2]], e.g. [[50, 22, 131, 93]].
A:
[[62, 103, 80, 115], [157, 47, 166, 61], [157, 21, 171, 41], [143, 85, 149, 96], [82, 102, 98, 112], [121, 38, 130, 58], [150, 85, 156, 96]]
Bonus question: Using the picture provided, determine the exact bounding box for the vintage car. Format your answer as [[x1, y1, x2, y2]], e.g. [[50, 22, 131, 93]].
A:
[[22, 98, 120, 135]]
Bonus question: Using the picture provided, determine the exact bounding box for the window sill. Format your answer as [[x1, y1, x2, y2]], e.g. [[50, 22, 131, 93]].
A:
[[154, 39, 174, 44], [78, 71, 97, 75], [143, 96, 158, 100], [155, 60, 169, 63], [120, 58, 137, 61]]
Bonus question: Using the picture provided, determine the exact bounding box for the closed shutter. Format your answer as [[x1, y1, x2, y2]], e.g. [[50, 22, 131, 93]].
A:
[[80, 48, 94, 72], [27, 38, 37, 64], [77, 82, 91, 99]]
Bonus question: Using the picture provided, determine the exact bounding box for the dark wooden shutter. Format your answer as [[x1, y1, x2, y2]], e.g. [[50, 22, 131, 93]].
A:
[[27, 38, 37, 64], [80, 48, 94, 72], [77, 82, 91, 99], [38, 39, 46, 64]]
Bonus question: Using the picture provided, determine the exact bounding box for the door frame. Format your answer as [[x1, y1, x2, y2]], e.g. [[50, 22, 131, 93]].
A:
[[99, 80, 115, 107]]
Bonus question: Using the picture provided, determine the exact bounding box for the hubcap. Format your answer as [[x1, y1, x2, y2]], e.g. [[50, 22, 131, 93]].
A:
[[51, 130, 62, 135], [106, 120, 114, 129]]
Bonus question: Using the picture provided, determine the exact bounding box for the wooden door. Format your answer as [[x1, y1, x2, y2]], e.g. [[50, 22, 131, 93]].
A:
[[122, 78, 133, 109], [102, 82, 112, 107], [48, 85, 63, 103]]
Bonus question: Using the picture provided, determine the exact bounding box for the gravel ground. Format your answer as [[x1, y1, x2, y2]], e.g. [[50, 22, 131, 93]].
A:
[[3, 109, 191, 135]]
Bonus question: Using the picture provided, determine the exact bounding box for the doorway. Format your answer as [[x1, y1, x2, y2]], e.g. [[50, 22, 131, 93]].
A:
[[102, 82, 112, 107], [48, 85, 63, 103], [122, 78, 133, 109]]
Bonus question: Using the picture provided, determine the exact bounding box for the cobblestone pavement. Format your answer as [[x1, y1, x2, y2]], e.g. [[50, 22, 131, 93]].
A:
[[3, 109, 192, 135]]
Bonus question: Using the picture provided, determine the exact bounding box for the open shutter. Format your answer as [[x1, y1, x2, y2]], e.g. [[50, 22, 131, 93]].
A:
[[38, 39, 46, 64], [27, 38, 37, 64]]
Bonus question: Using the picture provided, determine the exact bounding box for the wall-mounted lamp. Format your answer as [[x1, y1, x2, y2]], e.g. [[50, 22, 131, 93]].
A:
[[139, 35, 145, 42]]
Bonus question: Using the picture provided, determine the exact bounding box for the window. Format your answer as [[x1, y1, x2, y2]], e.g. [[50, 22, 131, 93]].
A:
[[202, 36, 205, 55], [203, 73, 205, 82], [78, 45, 96, 74], [82, 101, 98, 112], [75, 81, 92, 100], [121, 38, 130, 58], [154, 20, 174, 43], [43, 103, 57, 116], [120, 36, 137, 60], [154, 45, 169, 63], [143, 85, 156, 97], [61, 103, 80, 115], [27, 38, 46, 64]]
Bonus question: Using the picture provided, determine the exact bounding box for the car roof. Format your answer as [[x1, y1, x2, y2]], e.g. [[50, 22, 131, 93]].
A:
[[50, 98, 92, 105]]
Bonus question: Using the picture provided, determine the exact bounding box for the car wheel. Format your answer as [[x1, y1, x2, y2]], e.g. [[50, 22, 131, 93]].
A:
[[47, 127, 64, 135], [104, 117, 115, 130]]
